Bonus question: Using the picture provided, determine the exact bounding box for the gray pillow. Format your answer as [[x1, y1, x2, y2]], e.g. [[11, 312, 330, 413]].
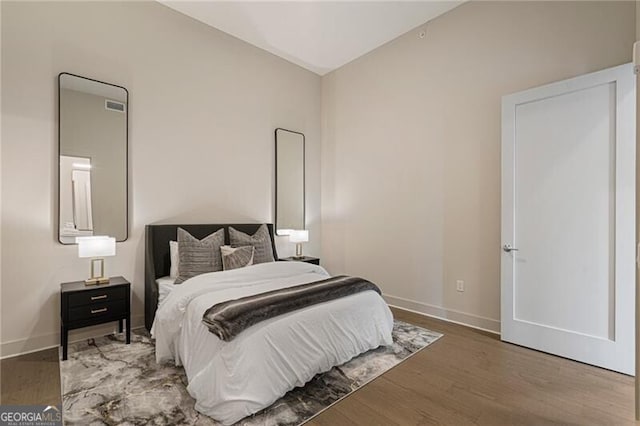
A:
[[229, 224, 275, 264], [221, 245, 255, 271], [174, 228, 225, 284]]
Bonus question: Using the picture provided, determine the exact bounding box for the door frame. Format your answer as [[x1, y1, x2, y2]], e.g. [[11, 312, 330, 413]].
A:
[[501, 63, 636, 375]]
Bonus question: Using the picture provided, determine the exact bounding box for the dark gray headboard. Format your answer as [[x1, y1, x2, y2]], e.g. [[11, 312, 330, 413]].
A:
[[144, 223, 278, 330]]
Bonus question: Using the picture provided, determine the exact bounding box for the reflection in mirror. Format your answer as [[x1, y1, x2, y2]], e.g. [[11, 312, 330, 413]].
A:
[[275, 128, 305, 235], [59, 73, 128, 244], [60, 156, 94, 234]]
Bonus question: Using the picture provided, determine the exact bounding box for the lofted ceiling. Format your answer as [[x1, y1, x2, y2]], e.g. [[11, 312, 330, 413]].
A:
[[159, 1, 464, 75]]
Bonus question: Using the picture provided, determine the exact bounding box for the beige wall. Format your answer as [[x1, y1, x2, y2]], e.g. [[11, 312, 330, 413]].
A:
[[0, 1, 321, 357], [321, 1, 635, 332], [637, 1, 640, 38], [1, 0, 636, 357]]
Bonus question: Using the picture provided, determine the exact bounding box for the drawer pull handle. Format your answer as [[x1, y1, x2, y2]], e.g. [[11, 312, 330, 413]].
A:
[[91, 308, 108, 314], [91, 295, 108, 301]]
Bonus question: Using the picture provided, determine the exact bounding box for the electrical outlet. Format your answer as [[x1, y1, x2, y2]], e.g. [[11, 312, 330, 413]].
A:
[[456, 280, 464, 292]]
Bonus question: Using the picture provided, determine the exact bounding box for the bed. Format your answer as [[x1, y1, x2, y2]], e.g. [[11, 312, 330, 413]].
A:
[[145, 224, 280, 329], [146, 223, 394, 425]]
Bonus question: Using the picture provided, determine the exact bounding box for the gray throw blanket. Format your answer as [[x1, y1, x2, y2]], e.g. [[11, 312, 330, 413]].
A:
[[202, 275, 382, 341]]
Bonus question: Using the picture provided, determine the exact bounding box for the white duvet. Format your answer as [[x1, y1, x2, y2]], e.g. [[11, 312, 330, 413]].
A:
[[151, 261, 393, 425]]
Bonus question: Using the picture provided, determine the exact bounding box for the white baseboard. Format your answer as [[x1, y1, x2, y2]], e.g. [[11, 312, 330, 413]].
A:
[[384, 294, 501, 335], [1, 299, 500, 358], [0, 314, 145, 360]]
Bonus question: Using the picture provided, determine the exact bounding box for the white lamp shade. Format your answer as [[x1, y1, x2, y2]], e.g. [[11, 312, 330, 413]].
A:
[[77, 236, 116, 258], [289, 230, 309, 243]]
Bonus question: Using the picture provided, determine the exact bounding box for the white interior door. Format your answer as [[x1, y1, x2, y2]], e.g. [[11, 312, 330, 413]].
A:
[[501, 63, 636, 375], [72, 169, 93, 231]]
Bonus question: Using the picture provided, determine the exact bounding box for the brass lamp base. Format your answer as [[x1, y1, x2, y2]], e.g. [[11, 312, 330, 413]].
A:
[[84, 277, 110, 286], [85, 258, 110, 286]]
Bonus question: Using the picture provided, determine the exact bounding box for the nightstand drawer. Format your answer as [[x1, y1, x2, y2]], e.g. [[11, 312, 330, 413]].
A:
[[67, 286, 127, 307], [68, 300, 126, 322]]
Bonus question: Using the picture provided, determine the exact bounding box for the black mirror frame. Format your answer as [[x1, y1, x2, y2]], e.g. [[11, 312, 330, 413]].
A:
[[57, 72, 129, 244], [274, 128, 305, 236]]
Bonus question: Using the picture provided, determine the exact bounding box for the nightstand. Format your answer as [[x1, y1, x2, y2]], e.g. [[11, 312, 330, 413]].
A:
[[280, 256, 320, 265], [60, 276, 130, 360]]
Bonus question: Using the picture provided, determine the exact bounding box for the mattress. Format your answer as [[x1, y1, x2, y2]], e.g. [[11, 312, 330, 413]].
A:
[[156, 276, 177, 307]]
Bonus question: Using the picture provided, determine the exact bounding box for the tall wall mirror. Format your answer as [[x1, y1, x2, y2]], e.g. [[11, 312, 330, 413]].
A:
[[58, 73, 128, 244], [275, 128, 305, 235]]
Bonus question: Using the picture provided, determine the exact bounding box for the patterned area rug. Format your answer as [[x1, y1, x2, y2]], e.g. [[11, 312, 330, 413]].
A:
[[60, 321, 442, 425]]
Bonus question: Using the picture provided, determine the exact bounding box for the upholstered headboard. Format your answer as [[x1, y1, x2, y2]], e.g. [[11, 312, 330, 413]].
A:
[[144, 223, 278, 331]]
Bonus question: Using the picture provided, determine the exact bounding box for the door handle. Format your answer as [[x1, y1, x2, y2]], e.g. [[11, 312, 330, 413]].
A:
[[503, 244, 519, 253]]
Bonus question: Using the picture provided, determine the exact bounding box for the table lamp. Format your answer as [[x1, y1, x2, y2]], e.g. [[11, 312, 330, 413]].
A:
[[77, 236, 116, 285], [289, 230, 309, 259]]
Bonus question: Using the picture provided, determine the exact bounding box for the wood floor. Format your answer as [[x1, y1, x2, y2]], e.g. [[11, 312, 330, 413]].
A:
[[1, 308, 636, 425], [1, 345, 61, 406]]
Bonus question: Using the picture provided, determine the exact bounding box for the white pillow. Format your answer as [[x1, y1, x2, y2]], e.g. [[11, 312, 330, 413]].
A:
[[220, 245, 254, 271], [169, 240, 179, 278]]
